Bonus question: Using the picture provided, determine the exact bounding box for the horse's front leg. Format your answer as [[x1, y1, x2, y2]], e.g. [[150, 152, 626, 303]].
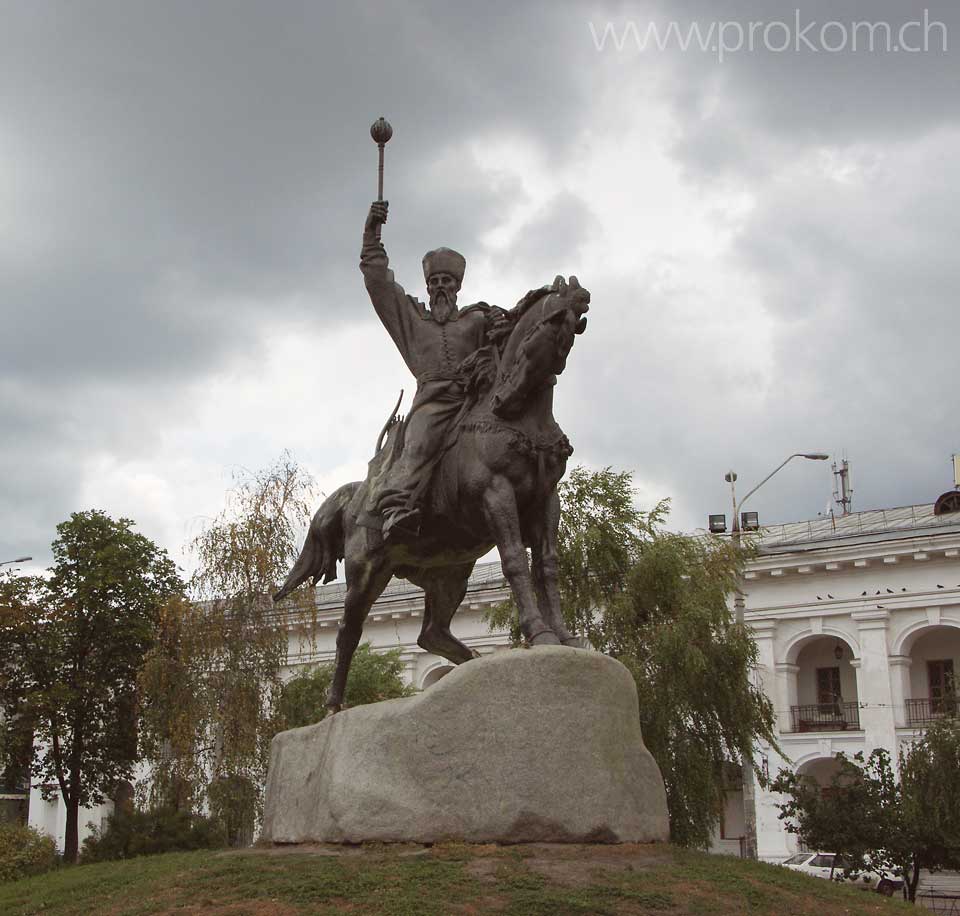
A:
[[531, 488, 579, 646], [482, 476, 559, 646]]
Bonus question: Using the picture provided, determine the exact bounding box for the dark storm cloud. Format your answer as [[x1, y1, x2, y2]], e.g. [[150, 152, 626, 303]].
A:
[[0, 0, 593, 388], [3, 0, 959, 566], [572, 0, 960, 519], [0, 0, 599, 561], [647, 0, 960, 150], [501, 192, 600, 275], [730, 135, 960, 509]]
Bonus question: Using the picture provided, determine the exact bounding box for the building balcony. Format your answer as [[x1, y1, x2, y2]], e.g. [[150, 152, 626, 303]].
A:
[[906, 697, 958, 727], [780, 635, 860, 734], [789, 701, 861, 733]]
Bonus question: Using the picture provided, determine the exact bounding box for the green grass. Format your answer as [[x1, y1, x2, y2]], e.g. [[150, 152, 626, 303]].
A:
[[0, 843, 916, 915]]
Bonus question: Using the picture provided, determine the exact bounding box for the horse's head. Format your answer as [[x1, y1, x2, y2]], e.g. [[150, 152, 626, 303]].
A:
[[491, 275, 590, 420]]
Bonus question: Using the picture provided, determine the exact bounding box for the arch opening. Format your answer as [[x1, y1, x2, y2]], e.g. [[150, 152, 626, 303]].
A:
[[788, 637, 860, 732], [904, 625, 960, 727], [420, 665, 456, 690]]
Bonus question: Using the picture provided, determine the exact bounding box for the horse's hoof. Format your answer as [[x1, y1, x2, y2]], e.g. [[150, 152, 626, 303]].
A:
[[530, 630, 561, 647], [326, 704, 342, 717], [469, 648, 481, 659]]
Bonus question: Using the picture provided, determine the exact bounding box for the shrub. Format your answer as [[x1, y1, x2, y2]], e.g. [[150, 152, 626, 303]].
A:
[[0, 823, 58, 883], [81, 807, 226, 863], [207, 775, 257, 848], [279, 643, 413, 729]]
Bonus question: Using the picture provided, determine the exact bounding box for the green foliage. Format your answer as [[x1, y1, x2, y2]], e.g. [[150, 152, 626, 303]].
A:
[[553, 467, 659, 646], [138, 455, 318, 837], [0, 511, 183, 862], [0, 671, 33, 803], [80, 807, 226, 863], [772, 720, 960, 901], [771, 749, 900, 877], [207, 775, 257, 848], [610, 531, 774, 848], [485, 465, 776, 848], [0, 823, 58, 883], [900, 717, 960, 863], [279, 643, 413, 729], [485, 467, 659, 645]]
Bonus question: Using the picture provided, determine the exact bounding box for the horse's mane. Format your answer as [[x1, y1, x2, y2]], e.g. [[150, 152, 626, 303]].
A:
[[456, 286, 554, 400]]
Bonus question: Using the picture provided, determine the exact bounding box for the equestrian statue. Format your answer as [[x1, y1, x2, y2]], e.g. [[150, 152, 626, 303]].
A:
[[274, 120, 590, 713]]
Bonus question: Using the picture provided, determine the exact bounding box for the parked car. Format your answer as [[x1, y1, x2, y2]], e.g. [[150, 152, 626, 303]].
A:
[[781, 851, 903, 896]]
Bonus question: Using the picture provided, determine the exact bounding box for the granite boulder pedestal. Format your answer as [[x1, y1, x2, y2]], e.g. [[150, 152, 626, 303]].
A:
[[262, 645, 669, 845]]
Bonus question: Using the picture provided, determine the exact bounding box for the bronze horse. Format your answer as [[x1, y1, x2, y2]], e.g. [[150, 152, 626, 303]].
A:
[[274, 275, 590, 712]]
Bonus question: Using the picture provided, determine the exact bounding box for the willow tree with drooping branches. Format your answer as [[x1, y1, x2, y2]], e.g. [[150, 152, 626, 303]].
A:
[[138, 455, 318, 839]]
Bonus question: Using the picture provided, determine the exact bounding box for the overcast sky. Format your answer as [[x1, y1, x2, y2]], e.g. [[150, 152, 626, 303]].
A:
[[2, 0, 958, 574]]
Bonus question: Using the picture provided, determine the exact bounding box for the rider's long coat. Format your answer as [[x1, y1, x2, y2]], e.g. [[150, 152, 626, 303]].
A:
[[359, 232, 496, 524]]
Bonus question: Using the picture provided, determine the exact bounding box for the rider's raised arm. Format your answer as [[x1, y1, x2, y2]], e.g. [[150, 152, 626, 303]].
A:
[[360, 200, 402, 297], [359, 201, 422, 371]]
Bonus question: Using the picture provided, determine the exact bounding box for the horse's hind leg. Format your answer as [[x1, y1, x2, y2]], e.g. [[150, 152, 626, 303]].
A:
[[327, 545, 393, 714], [416, 563, 480, 665], [482, 477, 560, 647], [531, 489, 578, 646]]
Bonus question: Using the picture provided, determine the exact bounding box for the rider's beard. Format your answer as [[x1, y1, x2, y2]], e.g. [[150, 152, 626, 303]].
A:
[[429, 289, 457, 324]]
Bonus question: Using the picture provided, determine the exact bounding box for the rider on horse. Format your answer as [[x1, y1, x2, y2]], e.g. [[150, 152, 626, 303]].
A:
[[360, 200, 512, 541]]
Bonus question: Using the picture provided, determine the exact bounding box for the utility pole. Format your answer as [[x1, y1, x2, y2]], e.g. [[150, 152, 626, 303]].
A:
[[832, 458, 853, 516]]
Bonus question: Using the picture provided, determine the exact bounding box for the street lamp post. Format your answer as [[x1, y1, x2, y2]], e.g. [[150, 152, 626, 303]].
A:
[[731, 453, 830, 541], [725, 452, 828, 862], [727, 453, 829, 620], [0, 556, 32, 568]]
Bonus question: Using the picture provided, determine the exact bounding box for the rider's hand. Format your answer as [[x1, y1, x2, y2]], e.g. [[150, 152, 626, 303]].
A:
[[489, 306, 510, 328], [488, 306, 512, 342], [365, 201, 389, 233]]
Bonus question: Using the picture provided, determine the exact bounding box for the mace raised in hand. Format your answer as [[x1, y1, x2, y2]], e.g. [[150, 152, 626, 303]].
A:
[[370, 117, 393, 239]]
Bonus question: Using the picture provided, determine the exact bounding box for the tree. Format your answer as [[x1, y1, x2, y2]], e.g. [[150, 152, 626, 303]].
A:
[[900, 719, 960, 894], [0, 511, 182, 862], [552, 467, 653, 647], [279, 644, 413, 730], [138, 455, 317, 838], [771, 719, 960, 901], [486, 466, 777, 848]]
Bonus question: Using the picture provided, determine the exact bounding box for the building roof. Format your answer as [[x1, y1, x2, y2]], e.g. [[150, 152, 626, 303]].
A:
[[310, 559, 506, 609], [754, 502, 960, 553], [298, 502, 960, 605]]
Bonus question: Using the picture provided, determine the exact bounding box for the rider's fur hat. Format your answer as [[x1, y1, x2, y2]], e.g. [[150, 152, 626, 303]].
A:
[[422, 247, 466, 285]]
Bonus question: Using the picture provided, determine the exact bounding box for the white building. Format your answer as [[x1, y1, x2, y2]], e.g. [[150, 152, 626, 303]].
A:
[[29, 495, 960, 858], [282, 560, 514, 689], [740, 499, 960, 861]]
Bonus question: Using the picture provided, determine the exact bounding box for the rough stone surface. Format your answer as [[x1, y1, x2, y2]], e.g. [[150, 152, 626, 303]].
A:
[[262, 646, 669, 844]]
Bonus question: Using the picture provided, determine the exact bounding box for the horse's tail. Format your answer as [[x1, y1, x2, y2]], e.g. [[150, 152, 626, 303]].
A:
[[273, 482, 360, 602]]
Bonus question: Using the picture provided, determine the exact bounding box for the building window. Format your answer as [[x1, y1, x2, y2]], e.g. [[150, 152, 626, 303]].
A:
[[929, 659, 956, 714], [816, 666, 842, 712]]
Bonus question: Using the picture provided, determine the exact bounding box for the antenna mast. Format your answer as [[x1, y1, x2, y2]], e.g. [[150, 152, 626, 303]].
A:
[[832, 457, 853, 516]]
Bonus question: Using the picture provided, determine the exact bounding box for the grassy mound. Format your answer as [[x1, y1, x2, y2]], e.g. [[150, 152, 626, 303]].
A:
[[0, 842, 914, 915]]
